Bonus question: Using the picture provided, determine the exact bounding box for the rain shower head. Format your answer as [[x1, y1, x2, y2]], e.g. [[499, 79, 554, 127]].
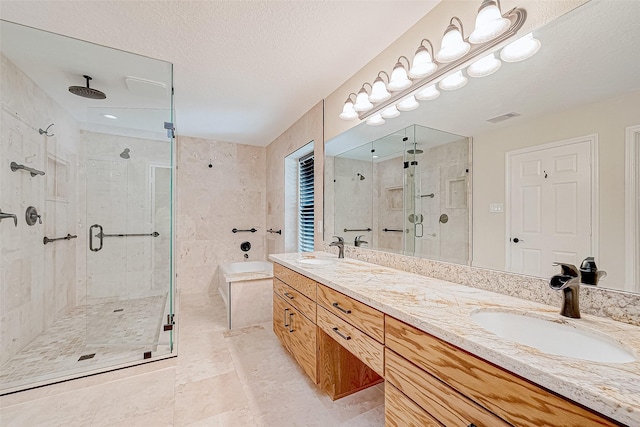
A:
[[120, 148, 130, 159], [69, 75, 106, 100]]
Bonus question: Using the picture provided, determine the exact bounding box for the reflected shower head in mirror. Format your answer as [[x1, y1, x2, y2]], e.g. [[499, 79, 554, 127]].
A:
[[68, 75, 106, 99], [120, 148, 130, 159], [357, 173, 365, 181]]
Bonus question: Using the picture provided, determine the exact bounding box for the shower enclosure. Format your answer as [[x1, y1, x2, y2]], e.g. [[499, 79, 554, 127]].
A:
[[0, 21, 175, 394]]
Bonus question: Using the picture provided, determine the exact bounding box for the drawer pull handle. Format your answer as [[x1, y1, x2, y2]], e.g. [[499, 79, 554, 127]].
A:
[[332, 327, 351, 341], [467, 424, 477, 427], [284, 292, 295, 299], [284, 308, 289, 327], [289, 312, 294, 333], [332, 302, 351, 314]]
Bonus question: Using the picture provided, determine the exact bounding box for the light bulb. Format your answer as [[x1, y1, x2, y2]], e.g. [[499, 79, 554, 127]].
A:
[[415, 85, 440, 101], [369, 76, 391, 103], [469, 1, 511, 44], [436, 23, 470, 63], [366, 113, 385, 126], [439, 71, 468, 90], [353, 87, 373, 112], [381, 105, 400, 119], [500, 33, 541, 62], [388, 60, 412, 91], [397, 95, 419, 112], [467, 53, 502, 77], [409, 45, 437, 79], [339, 98, 358, 120]]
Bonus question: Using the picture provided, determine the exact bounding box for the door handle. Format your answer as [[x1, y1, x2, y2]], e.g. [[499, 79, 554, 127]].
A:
[[332, 302, 351, 314], [288, 312, 294, 333], [512, 237, 524, 243], [284, 308, 289, 327], [283, 292, 294, 300], [332, 327, 351, 341], [89, 224, 103, 252]]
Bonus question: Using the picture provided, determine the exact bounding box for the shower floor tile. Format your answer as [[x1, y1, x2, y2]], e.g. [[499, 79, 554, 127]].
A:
[[0, 294, 167, 393]]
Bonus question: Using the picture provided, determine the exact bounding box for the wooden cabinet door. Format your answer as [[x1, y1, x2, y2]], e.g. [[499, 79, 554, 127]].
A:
[[287, 304, 318, 384], [385, 383, 443, 427], [272, 292, 291, 353]]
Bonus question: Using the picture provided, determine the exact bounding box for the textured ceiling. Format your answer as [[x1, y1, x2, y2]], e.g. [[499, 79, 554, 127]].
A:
[[0, 0, 439, 145]]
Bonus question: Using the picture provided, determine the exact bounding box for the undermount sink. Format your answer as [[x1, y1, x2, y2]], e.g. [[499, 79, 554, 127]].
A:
[[471, 310, 636, 364], [297, 258, 336, 265]]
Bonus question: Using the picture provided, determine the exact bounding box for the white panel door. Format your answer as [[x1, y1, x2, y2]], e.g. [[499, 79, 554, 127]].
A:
[[508, 139, 592, 277]]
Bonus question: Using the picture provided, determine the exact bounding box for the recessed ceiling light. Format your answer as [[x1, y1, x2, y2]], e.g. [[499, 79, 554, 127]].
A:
[[103, 114, 117, 119], [372, 155, 379, 159]]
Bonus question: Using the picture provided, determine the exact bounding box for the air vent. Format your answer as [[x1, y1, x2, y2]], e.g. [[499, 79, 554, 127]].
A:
[[487, 112, 521, 123]]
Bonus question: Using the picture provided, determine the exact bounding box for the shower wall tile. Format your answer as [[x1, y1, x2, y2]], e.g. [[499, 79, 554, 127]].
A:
[[176, 136, 267, 294], [1, 54, 80, 365]]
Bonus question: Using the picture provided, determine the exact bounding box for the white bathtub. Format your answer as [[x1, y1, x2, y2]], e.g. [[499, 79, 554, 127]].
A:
[[218, 261, 273, 329]]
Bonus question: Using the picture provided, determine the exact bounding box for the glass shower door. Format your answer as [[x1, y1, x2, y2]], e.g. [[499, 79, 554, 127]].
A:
[[84, 109, 173, 362]]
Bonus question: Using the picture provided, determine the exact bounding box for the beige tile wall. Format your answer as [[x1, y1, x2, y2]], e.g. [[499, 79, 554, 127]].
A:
[[176, 136, 267, 294], [265, 101, 323, 256]]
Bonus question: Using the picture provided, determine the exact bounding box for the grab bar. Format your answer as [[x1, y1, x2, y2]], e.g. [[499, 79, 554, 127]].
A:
[[10, 161, 45, 177], [420, 193, 435, 198], [43, 234, 77, 245], [343, 228, 371, 232], [232, 228, 257, 233], [383, 228, 404, 233], [267, 228, 282, 235], [97, 231, 159, 238]]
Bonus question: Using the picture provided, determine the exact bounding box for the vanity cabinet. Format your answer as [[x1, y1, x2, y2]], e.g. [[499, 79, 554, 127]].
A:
[[272, 266, 318, 384], [385, 316, 618, 427]]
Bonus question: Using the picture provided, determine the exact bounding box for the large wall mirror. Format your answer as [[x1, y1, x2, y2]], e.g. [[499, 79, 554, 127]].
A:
[[324, 0, 640, 294]]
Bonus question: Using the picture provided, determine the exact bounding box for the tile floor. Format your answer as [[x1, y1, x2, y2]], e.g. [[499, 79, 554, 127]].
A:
[[0, 292, 385, 426], [0, 294, 168, 394]]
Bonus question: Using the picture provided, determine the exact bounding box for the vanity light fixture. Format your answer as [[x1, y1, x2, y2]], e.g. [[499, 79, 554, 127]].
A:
[[369, 72, 392, 103], [388, 57, 412, 91], [409, 39, 438, 78], [354, 84, 373, 112], [500, 32, 541, 62], [339, 93, 359, 120], [469, 0, 511, 44], [338, 1, 534, 126], [415, 84, 440, 101], [435, 17, 470, 63], [381, 105, 401, 119], [467, 52, 502, 77], [366, 113, 385, 126], [439, 71, 468, 90], [397, 95, 420, 111]]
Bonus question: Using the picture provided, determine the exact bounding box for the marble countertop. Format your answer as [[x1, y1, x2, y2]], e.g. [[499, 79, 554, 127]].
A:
[[269, 251, 640, 426]]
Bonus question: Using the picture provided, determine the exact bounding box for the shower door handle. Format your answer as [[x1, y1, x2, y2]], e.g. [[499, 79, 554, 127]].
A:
[[89, 224, 103, 252], [415, 223, 424, 238]]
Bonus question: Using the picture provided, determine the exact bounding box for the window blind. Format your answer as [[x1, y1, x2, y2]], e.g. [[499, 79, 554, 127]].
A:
[[298, 153, 314, 252]]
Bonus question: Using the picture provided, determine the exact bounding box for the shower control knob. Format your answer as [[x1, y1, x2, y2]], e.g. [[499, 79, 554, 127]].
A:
[[25, 206, 42, 226]]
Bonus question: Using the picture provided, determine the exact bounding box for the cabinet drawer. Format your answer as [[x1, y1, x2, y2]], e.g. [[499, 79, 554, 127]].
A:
[[273, 278, 316, 322], [385, 316, 617, 427], [274, 263, 316, 300], [317, 306, 384, 376], [385, 348, 510, 427], [385, 383, 443, 427], [317, 284, 384, 343]]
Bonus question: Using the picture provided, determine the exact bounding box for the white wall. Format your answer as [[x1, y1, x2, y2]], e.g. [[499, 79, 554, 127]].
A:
[[473, 90, 640, 290]]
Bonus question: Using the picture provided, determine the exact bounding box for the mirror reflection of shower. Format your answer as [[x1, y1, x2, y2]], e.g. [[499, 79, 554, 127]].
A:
[[120, 148, 131, 159]]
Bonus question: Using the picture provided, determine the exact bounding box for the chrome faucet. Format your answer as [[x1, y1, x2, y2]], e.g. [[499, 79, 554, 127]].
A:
[[354, 235, 368, 247], [549, 263, 582, 318], [329, 236, 345, 258]]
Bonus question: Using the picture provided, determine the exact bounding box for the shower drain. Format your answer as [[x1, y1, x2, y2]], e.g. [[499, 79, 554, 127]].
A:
[[78, 353, 96, 361]]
